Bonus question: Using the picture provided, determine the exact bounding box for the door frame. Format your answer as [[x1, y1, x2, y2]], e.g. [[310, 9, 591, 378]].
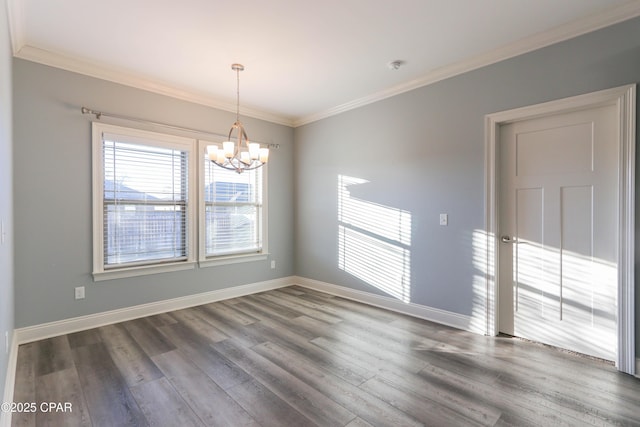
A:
[[483, 84, 636, 375]]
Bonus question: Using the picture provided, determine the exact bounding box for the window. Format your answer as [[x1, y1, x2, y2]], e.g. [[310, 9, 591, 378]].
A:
[[199, 139, 267, 266], [92, 123, 196, 280]]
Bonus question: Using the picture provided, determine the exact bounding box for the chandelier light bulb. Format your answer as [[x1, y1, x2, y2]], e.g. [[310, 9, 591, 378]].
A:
[[223, 141, 235, 158], [259, 147, 269, 163]]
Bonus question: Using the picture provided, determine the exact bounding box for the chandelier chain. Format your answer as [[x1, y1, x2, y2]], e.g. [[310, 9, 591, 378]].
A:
[[235, 66, 240, 123]]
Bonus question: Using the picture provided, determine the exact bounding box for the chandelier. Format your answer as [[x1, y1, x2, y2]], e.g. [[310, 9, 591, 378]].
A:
[[207, 64, 269, 173]]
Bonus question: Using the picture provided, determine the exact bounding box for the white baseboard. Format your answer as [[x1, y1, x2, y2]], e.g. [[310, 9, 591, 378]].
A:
[[1, 332, 18, 427], [15, 277, 293, 345], [292, 276, 476, 333], [10, 275, 481, 346], [636, 358, 640, 378]]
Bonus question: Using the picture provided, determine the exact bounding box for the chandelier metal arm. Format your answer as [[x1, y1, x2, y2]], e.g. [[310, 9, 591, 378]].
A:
[[228, 121, 249, 155]]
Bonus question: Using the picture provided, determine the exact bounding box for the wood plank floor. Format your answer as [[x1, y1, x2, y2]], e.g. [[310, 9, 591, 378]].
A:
[[11, 286, 640, 426]]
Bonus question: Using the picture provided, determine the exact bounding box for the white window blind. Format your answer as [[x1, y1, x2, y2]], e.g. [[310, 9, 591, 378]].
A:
[[203, 152, 263, 257], [101, 132, 190, 268]]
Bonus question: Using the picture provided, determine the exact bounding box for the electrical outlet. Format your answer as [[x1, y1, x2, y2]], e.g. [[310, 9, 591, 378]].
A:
[[75, 286, 85, 300], [439, 213, 448, 226], [271, 260, 276, 269]]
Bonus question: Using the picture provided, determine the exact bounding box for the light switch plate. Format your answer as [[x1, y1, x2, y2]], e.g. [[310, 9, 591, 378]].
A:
[[439, 213, 448, 226]]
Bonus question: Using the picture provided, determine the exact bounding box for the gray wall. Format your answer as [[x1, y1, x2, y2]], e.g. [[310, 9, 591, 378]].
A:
[[0, 0, 14, 400], [12, 59, 294, 328], [9, 13, 640, 360], [294, 18, 640, 353]]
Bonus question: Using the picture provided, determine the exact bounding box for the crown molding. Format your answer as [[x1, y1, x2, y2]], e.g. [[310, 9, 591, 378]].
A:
[[293, 0, 640, 127], [13, 44, 296, 127], [8, 1, 640, 128], [6, 0, 24, 54]]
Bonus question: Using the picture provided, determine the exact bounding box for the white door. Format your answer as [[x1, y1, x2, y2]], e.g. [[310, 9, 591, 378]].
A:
[[498, 104, 618, 361]]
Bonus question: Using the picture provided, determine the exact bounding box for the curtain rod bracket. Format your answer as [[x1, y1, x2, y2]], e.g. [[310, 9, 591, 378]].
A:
[[81, 107, 101, 120]]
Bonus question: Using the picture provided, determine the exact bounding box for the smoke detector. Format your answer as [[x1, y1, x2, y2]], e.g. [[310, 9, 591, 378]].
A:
[[387, 60, 404, 70]]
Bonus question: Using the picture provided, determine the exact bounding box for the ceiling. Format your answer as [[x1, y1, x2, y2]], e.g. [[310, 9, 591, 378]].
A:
[[7, 0, 640, 126]]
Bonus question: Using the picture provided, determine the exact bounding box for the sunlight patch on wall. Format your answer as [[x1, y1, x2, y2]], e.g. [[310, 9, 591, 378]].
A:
[[338, 175, 411, 302], [469, 229, 492, 334]]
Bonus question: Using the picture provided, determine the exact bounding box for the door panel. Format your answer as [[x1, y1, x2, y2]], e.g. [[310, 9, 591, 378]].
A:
[[516, 122, 593, 176], [515, 188, 544, 320], [499, 105, 617, 361], [561, 186, 593, 325]]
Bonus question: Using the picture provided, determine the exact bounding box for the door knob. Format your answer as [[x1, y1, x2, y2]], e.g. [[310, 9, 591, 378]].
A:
[[501, 235, 516, 243]]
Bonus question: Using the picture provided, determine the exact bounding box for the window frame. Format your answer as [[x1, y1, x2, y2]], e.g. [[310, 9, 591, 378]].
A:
[[92, 122, 197, 281], [198, 138, 268, 267]]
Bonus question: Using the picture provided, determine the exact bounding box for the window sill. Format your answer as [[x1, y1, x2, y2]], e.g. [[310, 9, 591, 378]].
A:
[[93, 261, 196, 281], [199, 252, 269, 268]]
